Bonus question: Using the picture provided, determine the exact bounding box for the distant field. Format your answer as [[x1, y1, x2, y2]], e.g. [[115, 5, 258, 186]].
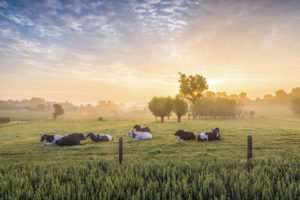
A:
[[0, 118, 299, 163]]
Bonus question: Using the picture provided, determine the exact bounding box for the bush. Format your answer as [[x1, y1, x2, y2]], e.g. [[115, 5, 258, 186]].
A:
[[0, 117, 10, 124], [98, 116, 104, 121]]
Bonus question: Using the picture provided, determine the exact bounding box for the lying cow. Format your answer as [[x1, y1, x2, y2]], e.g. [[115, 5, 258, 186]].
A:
[[128, 131, 152, 140], [197, 128, 221, 141], [86, 132, 113, 142], [55, 133, 86, 146], [175, 130, 196, 140], [133, 124, 151, 132], [40, 134, 63, 145]]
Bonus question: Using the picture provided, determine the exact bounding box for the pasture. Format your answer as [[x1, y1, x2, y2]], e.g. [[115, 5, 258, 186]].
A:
[[0, 118, 299, 162], [0, 118, 299, 199]]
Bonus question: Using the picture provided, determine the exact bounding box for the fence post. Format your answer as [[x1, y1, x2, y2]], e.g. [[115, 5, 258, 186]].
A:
[[247, 135, 252, 160], [119, 137, 123, 164]]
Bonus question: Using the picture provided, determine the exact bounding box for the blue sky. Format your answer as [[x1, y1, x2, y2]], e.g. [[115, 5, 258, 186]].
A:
[[1, 0, 300, 104]]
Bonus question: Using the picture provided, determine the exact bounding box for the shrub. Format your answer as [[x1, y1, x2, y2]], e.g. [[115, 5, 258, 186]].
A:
[[98, 116, 104, 121], [0, 117, 10, 124]]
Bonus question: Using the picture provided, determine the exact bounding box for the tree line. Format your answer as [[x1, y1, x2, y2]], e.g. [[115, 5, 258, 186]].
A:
[[148, 73, 283, 122]]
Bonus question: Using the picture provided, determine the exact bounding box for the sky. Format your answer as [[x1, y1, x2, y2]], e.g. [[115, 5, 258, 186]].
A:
[[0, 0, 300, 105]]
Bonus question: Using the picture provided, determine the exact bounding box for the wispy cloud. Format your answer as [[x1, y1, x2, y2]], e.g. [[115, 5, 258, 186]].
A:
[[0, 0, 300, 103]]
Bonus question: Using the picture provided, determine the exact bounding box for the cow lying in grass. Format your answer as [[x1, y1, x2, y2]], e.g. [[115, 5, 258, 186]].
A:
[[133, 124, 151, 132], [40, 134, 63, 145], [55, 133, 86, 146], [197, 128, 221, 141], [128, 131, 152, 140], [175, 130, 196, 140], [86, 132, 113, 142]]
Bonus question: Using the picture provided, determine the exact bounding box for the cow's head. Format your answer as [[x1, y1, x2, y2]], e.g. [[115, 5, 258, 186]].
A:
[[40, 134, 54, 142], [78, 133, 86, 140], [128, 131, 136, 138], [86, 132, 94, 138], [40, 134, 46, 142], [133, 124, 141, 130], [175, 130, 184, 136], [213, 128, 220, 133]]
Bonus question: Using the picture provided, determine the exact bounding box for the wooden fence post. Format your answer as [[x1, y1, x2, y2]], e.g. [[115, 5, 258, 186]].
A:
[[247, 135, 252, 160], [119, 137, 123, 164]]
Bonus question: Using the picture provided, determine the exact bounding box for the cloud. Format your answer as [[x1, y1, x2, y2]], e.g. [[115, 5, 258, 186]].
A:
[[0, 0, 300, 102]]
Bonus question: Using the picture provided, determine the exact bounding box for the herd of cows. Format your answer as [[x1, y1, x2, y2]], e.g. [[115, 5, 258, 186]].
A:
[[40, 124, 221, 146]]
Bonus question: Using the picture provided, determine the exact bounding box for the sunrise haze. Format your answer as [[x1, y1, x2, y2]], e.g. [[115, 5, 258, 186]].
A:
[[1, 0, 300, 104]]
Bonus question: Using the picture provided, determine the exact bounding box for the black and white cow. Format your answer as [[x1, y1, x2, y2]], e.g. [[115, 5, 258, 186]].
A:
[[197, 128, 221, 141], [86, 132, 113, 142], [55, 133, 86, 146], [128, 131, 152, 140], [40, 134, 63, 145], [133, 124, 151, 132]]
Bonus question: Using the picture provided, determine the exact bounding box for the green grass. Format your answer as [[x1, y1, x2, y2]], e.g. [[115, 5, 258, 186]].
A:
[[0, 118, 299, 163], [0, 159, 299, 200], [0, 118, 299, 199]]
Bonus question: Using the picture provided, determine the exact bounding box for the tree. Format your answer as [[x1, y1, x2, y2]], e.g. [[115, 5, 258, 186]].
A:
[[249, 110, 255, 118], [291, 87, 300, 98], [53, 104, 64, 119], [148, 97, 172, 123], [172, 96, 188, 122], [178, 73, 208, 105], [291, 98, 300, 115], [178, 73, 208, 119]]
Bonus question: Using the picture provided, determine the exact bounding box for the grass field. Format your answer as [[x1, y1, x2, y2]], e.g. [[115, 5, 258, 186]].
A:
[[0, 118, 299, 199], [0, 118, 299, 163]]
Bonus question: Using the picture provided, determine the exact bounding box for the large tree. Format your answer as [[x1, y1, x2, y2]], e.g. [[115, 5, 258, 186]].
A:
[[148, 97, 172, 123], [291, 98, 300, 115], [179, 73, 208, 104], [179, 73, 208, 118], [172, 96, 188, 122], [53, 104, 64, 119]]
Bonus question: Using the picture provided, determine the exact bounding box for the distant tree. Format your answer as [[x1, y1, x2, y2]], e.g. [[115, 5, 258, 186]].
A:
[[239, 92, 247, 99], [290, 98, 300, 115], [148, 97, 172, 123], [204, 91, 216, 98], [35, 104, 46, 111], [178, 73, 208, 104], [236, 100, 243, 118], [275, 89, 289, 104], [178, 73, 208, 119], [53, 104, 64, 119], [291, 87, 300, 98], [172, 97, 188, 122], [264, 94, 274, 100], [249, 110, 255, 118]]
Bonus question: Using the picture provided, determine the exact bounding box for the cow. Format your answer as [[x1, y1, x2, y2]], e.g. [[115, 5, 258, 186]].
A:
[[128, 131, 152, 140], [55, 133, 86, 146], [174, 130, 196, 140], [40, 134, 63, 145], [133, 124, 151, 132], [86, 132, 113, 142], [197, 128, 221, 141]]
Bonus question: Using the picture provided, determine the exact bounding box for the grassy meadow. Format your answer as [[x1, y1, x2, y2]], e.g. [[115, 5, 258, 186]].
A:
[[0, 117, 299, 199], [0, 117, 299, 163]]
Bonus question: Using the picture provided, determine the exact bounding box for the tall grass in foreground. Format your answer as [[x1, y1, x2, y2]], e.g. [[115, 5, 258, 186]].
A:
[[0, 158, 299, 200]]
